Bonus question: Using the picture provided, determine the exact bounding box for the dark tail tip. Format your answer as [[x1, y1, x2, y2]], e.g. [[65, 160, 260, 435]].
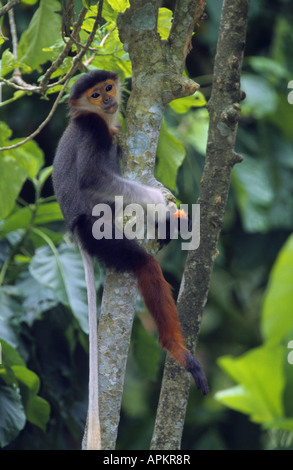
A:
[[185, 352, 209, 395]]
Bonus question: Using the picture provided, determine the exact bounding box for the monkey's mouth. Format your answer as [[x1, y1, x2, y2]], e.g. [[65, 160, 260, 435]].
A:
[[104, 102, 118, 114]]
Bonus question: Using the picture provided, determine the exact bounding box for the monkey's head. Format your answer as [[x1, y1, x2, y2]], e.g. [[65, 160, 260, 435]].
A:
[[69, 70, 120, 117]]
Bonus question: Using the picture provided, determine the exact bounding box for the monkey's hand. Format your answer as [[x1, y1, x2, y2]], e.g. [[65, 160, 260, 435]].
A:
[[157, 204, 191, 248], [140, 186, 166, 207]]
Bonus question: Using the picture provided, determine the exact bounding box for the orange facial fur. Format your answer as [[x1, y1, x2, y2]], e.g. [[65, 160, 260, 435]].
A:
[[86, 79, 117, 109]]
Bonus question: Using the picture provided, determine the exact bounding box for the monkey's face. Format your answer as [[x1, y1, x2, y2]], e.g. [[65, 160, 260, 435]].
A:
[[84, 79, 118, 114]]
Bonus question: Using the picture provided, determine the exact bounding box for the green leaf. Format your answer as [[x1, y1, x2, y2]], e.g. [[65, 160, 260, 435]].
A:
[[169, 91, 206, 114], [29, 245, 93, 333], [34, 202, 64, 225], [11, 140, 44, 179], [91, 23, 132, 78], [0, 340, 26, 368], [261, 234, 293, 345], [0, 207, 33, 235], [232, 156, 274, 232], [107, 0, 129, 12], [18, 0, 62, 70], [0, 90, 26, 108], [158, 8, 172, 40], [132, 317, 160, 381], [28, 227, 64, 249], [21, 0, 39, 4], [0, 288, 26, 347], [82, 0, 91, 8], [12, 365, 50, 430], [156, 119, 186, 190], [26, 396, 50, 431], [0, 201, 62, 236], [180, 108, 209, 156], [12, 365, 40, 396], [0, 122, 44, 220], [216, 346, 285, 425], [0, 385, 26, 447], [247, 56, 290, 82], [241, 74, 278, 119], [0, 49, 32, 77], [0, 50, 16, 77], [0, 156, 28, 220], [13, 269, 58, 325]]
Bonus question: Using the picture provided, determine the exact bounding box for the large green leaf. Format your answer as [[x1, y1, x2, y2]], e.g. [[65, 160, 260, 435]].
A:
[[179, 108, 209, 156], [169, 91, 206, 114], [0, 341, 50, 435], [261, 234, 293, 345], [13, 269, 58, 326], [18, 0, 62, 70], [91, 24, 131, 78], [232, 155, 274, 232], [12, 365, 50, 431], [0, 207, 33, 235], [107, 0, 129, 12], [241, 74, 278, 119], [156, 119, 186, 190], [0, 289, 25, 346], [0, 385, 26, 448], [29, 245, 92, 333], [0, 122, 44, 220], [0, 156, 28, 221], [0, 49, 32, 77], [157, 7, 172, 40], [216, 346, 285, 425]]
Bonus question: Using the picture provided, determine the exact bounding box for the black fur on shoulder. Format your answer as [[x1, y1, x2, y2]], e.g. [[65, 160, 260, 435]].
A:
[[70, 70, 119, 100]]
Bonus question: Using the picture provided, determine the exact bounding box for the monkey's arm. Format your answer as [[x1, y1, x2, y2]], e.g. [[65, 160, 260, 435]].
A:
[[77, 151, 166, 208]]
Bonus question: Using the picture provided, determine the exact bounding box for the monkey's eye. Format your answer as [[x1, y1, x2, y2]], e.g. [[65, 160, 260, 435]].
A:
[[91, 91, 100, 99], [105, 84, 113, 92]]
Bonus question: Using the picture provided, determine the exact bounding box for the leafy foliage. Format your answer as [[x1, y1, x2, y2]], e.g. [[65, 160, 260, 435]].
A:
[[216, 236, 293, 433]]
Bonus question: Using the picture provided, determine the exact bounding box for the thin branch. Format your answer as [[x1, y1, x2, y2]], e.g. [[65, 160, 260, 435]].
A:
[[0, 0, 20, 18], [39, 5, 89, 91], [7, 7, 28, 89], [0, 78, 70, 151], [100, 25, 116, 47], [0, 76, 39, 92], [8, 8, 17, 59]]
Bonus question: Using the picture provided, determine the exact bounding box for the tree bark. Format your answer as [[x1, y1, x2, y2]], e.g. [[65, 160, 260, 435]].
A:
[[151, 0, 250, 450]]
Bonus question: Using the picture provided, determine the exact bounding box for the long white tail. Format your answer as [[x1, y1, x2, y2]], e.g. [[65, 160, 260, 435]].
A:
[[80, 247, 101, 450]]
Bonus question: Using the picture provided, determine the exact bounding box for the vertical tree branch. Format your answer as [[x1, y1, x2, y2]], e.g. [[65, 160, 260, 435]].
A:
[[151, 0, 250, 450], [83, 269, 138, 450]]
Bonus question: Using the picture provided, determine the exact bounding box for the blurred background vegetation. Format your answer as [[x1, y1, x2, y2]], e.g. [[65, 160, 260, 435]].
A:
[[0, 0, 293, 450]]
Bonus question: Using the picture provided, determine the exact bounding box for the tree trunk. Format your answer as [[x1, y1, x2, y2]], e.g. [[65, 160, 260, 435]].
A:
[[151, 0, 250, 450]]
